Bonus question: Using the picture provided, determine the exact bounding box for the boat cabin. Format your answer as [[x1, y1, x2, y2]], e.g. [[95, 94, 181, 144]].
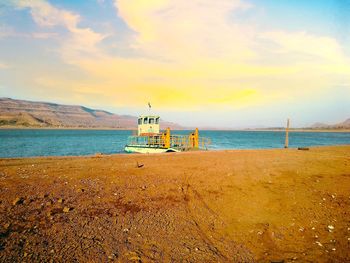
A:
[[137, 115, 160, 136]]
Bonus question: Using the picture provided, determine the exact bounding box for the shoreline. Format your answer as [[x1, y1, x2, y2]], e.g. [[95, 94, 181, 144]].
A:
[[1, 126, 349, 133], [1, 144, 350, 160]]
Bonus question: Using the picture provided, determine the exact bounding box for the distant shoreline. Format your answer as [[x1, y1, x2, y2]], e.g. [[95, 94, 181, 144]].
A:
[[0, 126, 135, 131], [0, 126, 349, 133], [244, 129, 350, 133]]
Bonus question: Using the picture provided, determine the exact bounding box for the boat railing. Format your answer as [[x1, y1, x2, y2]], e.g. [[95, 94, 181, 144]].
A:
[[126, 134, 210, 151]]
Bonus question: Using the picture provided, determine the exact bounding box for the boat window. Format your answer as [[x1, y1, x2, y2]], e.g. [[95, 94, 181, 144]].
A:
[[149, 118, 154, 124], [155, 117, 159, 124], [143, 117, 148, 124], [138, 118, 142, 125]]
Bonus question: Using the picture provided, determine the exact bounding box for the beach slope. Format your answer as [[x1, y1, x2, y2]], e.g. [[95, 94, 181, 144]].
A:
[[0, 146, 349, 262]]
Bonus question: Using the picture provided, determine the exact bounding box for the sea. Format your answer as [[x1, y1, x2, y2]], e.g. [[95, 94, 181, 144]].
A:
[[0, 129, 349, 158]]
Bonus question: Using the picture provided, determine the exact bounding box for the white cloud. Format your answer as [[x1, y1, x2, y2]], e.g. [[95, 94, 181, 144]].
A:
[[3, 0, 349, 112], [115, 0, 256, 62], [0, 62, 10, 69], [13, 0, 106, 62], [31, 32, 59, 39], [261, 31, 345, 63]]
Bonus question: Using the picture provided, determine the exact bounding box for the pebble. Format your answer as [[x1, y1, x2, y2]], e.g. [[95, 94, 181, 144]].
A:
[[328, 225, 334, 231], [332, 248, 336, 251], [63, 207, 71, 213], [12, 197, 24, 206], [315, 241, 323, 247]]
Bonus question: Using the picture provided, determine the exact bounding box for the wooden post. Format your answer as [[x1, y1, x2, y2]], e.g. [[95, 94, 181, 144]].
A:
[[165, 127, 170, 148], [194, 128, 199, 148], [284, 118, 290, 148]]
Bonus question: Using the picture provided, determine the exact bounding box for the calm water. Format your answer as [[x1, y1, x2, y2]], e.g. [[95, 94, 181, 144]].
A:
[[0, 129, 349, 158]]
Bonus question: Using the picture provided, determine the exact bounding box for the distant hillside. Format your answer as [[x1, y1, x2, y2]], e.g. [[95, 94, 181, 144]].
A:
[[310, 118, 350, 129], [0, 98, 183, 129]]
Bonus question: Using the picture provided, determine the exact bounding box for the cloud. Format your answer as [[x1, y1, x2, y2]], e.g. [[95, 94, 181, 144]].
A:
[[31, 32, 59, 39], [260, 31, 346, 63], [115, 0, 255, 62], [3, 0, 350, 114], [0, 62, 10, 69], [13, 0, 106, 62], [15, 0, 79, 28], [46, 0, 347, 110]]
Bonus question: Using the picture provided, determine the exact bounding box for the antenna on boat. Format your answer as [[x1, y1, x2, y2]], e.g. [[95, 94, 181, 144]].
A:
[[148, 102, 151, 114], [284, 118, 290, 148]]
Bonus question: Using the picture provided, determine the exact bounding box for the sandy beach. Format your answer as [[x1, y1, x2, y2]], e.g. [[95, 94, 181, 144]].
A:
[[0, 146, 349, 262]]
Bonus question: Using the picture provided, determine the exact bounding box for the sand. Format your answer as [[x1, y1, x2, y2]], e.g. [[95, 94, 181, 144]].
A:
[[0, 146, 349, 262]]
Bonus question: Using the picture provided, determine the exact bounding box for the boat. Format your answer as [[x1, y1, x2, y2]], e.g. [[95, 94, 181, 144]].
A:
[[124, 114, 210, 153]]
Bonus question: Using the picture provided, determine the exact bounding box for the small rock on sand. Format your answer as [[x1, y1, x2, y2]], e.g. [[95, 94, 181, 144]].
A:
[[328, 225, 334, 231], [12, 197, 24, 206], [316, 241, 323, 247], [63, 207, 71, 213]]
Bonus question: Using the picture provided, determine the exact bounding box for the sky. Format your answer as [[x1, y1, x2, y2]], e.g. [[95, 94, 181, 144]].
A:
[[0, 0, 349, 128]]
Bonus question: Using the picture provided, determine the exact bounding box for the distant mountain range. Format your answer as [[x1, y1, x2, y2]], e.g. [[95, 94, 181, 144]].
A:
[[0, 97, 349, 130], [310, 119, 350, 129], [253, 118, 350, 131], [0, 98, 183, 129]]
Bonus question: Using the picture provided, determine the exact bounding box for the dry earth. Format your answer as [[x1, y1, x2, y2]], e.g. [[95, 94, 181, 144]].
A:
[[0, 146, 350, 262]]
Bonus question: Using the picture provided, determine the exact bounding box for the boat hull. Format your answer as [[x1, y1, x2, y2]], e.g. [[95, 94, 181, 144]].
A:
[[124, 145, 179, 154]]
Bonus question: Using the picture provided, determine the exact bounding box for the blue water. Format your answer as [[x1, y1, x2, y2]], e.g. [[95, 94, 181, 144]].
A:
[[0, 129, 349, 158]]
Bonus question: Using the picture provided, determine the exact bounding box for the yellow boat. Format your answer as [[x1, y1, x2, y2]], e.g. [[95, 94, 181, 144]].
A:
[[124, 115, 210, 153]]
